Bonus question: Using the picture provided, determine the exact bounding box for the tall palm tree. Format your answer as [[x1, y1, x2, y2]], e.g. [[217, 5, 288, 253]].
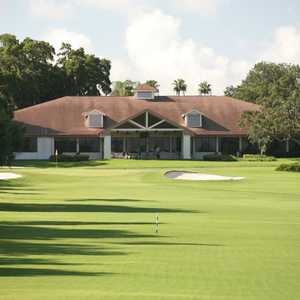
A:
[[173, 79, 187, 96], [198, 81, 212, 96], [146, 80, 160, 90]]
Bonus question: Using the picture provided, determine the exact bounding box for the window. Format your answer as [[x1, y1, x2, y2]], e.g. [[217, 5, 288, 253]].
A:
[[21, 137, 37, 152], [220, 138, 239, 155], [149, 137, 171, 152], [186, 112, 202, 128], [111, 138, 124, 153], [79, 138, 100, 152], [85, 111, 104, 128], [194, 137, 216, 152], [55, 138, 77, 153], [126, 137, 146, 153], [136, 91, 154, 100]]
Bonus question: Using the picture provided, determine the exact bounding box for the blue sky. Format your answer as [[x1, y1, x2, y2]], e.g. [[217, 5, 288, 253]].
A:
[[1, 0, 300, 94]]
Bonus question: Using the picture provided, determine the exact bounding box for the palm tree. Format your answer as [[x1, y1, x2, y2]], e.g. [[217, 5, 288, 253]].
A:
[[173, 79, 187, 96], [146, 80, 160, 90], [198, 81, 212, 96]]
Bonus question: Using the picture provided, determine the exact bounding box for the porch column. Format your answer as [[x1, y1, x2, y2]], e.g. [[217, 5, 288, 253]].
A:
[[286, 139, 290, 153], [216, 137, 220, 153], [103, 135, 111, 160], [123, 137, 126, 153], [239, 137, 243, 153], [182, 134, 191, 159], [76, 138, 80, 153]]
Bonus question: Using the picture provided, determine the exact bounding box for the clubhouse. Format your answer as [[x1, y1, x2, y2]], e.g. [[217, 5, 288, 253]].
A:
[[14, 83, 260, 160]]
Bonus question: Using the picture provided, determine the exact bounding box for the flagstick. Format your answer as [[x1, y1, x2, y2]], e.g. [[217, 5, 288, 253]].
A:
[[55, 149, 58, 168]]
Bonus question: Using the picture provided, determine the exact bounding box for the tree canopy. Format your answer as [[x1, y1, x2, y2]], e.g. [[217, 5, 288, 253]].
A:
[[57, 43, 111, 96], [0, 92, 24, 165], [0, 34, 112, 109], [236, 62, 300, 153], [111, 80, 138, 96]]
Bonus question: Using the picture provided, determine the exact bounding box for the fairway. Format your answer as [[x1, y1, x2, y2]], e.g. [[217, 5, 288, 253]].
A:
[[0, 160, 299, 300]]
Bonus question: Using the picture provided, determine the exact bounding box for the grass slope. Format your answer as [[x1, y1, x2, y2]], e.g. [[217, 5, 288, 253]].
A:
[[0, 160, 300, 299]]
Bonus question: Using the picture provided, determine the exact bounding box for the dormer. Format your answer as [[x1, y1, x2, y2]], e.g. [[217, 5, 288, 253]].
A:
[[84, 110, 104, 128], [182, 110, 203, 128], [134, 83, 158, 100]]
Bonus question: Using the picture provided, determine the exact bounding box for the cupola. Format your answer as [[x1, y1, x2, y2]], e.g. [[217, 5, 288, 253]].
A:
[[134, 83, 158, 100]]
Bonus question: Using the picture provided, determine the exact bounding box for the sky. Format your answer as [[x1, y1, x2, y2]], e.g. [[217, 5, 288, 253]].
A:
[[1, 0, 300, 95]]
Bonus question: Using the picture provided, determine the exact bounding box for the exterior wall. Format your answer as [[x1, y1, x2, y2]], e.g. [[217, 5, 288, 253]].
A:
[[103, 135, 112, 160], [15, 137, 103, 160], [15, 137, 54, 160], [182, 134, 191, 159]]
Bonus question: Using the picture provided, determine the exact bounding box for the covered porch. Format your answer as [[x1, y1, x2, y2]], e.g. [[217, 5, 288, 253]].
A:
[[111, 131, 183, 159], [107, 110, 193, 160]]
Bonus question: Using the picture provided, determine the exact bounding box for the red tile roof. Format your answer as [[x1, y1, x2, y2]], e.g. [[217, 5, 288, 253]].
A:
[[14, 96, 259, 137]]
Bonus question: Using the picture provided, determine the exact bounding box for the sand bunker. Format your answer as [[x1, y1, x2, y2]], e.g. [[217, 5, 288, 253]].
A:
[[165, 171, 244, 181], [0, 173, 22, 180]]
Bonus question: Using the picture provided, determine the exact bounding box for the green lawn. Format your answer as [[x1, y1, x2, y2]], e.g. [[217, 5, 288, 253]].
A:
[[0, 159, 299, 299]]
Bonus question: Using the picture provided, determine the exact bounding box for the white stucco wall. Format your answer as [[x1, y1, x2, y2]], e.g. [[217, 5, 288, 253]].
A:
[[37, 137, 54, 159], [15, 152, 39, 160], [15, 137, 54, 160], [103, 135, 111, 160]]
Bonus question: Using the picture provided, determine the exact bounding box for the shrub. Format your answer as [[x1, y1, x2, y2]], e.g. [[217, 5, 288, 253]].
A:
[[276, 163, 300, 172], [203, 154, 237, 161], [49, 154, 89, 162], [72, 154, 90, 161], [242, 154, 276, 161]]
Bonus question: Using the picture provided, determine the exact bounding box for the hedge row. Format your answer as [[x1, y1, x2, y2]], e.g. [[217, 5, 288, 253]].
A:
[[242, 154, 276, 161], [203, 154, 237, 161], [49, 154, 89, 162], [276, 163, 300, 172]]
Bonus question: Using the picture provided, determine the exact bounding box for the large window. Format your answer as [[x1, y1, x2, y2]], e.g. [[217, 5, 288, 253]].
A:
[[111, 137, 124, 153], [79, 138, 100, 152], [194, 137, 216, 152], [126, 137, 146, 153], [220, 138, 239, 155], [55, 138, 77, 153], [149, 137, 175, 152], [21, 137, 37, 152]]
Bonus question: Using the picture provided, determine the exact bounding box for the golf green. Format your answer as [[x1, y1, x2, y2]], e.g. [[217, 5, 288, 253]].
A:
[[0, 159, 299, 299]]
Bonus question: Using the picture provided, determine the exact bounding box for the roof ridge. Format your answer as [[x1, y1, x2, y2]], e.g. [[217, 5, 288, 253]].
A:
[[15, 96, 70, 112]]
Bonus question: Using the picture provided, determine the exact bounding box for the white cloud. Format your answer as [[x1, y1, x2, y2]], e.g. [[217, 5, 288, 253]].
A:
[[29, 0, 74, 20], [173, 0, 219, 15], [44, 29, 93, 53], [111, 10, 249, 95], [29, 0, 138, 19], [78, 0, 134, 11], [262, 26, 300, 64]]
